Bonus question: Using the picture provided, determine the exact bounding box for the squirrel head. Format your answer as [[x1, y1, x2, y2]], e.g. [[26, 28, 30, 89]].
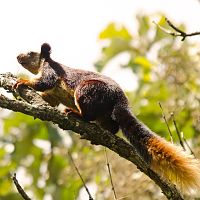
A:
[[40, 43, 52, 60]]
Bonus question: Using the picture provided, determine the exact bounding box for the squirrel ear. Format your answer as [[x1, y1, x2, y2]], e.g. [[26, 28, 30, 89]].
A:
[[41, 43, 52, 58]]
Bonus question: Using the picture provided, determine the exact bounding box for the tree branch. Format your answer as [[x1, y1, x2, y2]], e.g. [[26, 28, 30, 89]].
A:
[[0, 73, 183, 200], [153, 18, 200, 41], [12, 173, 31, 200]]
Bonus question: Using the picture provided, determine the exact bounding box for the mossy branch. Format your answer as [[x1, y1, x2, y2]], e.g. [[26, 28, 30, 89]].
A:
[[0, 73, 183, 200]]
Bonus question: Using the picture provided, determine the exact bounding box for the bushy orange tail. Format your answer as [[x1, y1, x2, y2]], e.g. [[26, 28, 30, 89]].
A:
[[146, 135, 200, 194], [113, 106, 200, 195]]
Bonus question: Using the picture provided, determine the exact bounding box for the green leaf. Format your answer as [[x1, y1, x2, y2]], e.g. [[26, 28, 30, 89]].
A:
[[48, 154, 68, 183], [134, 56, 152, 69], [99, 23, 132, 40], [0, 193, 22, 200], [0, 178, 13, 196], [154, 15, 168, 42], [137, 15, 150, 36], [95, 38, 131, 71]]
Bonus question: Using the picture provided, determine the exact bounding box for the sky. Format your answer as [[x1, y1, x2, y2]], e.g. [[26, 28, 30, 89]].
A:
[[0, 0, 200, 90]]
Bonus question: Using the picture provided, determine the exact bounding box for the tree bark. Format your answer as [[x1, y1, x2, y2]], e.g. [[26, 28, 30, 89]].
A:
[[0, 73, 184, 200]]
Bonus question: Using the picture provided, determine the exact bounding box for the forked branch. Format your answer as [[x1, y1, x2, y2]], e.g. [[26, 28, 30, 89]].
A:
[[154, 18, 200, 41]]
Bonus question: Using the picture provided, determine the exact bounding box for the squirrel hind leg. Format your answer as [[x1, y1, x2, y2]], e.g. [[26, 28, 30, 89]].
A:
[[96, 114, 119, 134], [74, 79, 116, 121]]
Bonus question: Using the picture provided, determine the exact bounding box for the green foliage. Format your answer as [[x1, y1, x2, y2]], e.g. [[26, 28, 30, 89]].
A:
[[96, 23, 132, 71], [99, 23, 132, 40], [96, 13, 200, 141], [1, 13, 200, 199], [0, 111, 109, 199]]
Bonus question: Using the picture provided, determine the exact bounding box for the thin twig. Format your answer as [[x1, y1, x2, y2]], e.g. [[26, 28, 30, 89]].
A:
[[153, 18, 200, 41], [104, 148, 117, 200], [171, 113, 186, 151], [12, 173, 31, 200], [158, 102, 173, 143], [68, 151, 94, 200], [153, 21, 174, 35], [183, 137, 196, 157]]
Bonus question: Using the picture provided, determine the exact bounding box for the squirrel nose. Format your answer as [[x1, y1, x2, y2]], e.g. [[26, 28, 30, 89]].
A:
[[17, 53, 23, 60], [17, 54, 22, 60], [17, 54, 23, 63]]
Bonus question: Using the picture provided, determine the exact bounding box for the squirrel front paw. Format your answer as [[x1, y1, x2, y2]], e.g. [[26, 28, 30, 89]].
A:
[[13, 79, 30, 90]]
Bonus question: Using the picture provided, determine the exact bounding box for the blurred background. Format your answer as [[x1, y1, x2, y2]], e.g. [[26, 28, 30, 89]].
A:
[[1, 0, 200, 199]]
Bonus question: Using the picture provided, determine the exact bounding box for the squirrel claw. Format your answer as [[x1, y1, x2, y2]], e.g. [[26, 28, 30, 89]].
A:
[[64, 108, 72, 114], [64, 108, 82, 119], [13, 79, 29, 90]]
